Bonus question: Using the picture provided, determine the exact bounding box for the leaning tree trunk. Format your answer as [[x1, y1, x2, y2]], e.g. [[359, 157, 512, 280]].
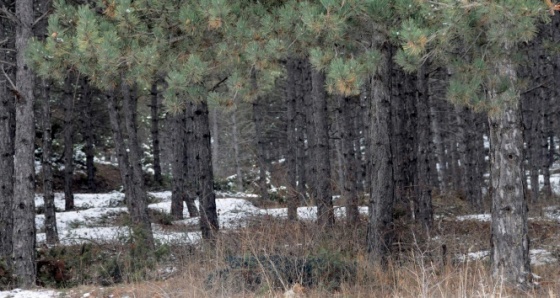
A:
[[150, 81, 163, 187], [170, 110, 185, 220], [13, 0, 37, 286], [189, 100, 219, 240], [63, 75, 75, 210], [367, 46, 395, 265], [489, 55, 531, 288], [310, 67, 334, 227], [41, 80, 58, 245], [0, 16, 15, 269]]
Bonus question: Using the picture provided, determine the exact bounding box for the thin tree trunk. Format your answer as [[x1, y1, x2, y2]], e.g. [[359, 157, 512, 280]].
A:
[[83, 81, 96, 192], [63, 75, 75, 210], [252, 93, 270, 201], [170, 110, 185, 220], [367, 47, 395, 264], [183, 105, 199, 217], [13, 0, 37, 286], [310, 67, 334, 227], [41, 80, 58, 245], [151, 81, 163, 187], [189, 100, 219, 240], [489, 55, 531, 288]]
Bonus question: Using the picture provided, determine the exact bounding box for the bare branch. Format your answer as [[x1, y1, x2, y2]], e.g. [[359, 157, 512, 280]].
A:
[[0, 5, 19, 25], [32, 9, 51, 27], [1, 64, 16, 91]]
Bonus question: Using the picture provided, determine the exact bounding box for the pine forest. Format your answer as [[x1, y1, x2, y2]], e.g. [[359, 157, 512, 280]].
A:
[[2, 0, 560, 297]]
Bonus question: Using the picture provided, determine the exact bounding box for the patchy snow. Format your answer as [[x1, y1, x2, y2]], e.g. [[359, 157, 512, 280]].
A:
[[456, 214, 491, 222], [456, 249, 558, 265], [0, 288, 57, 298]]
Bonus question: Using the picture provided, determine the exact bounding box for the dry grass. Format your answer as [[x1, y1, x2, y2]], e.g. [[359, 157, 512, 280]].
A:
[[53, 209, 560, 298]]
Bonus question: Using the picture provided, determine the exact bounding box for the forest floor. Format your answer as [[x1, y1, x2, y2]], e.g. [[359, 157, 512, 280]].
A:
[[1, 174, 560, 297]]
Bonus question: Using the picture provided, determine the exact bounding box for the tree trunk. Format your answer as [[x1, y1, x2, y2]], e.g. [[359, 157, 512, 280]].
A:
[[150, 81, 163, 187], [183, 105, 200, 217], [41, 80, 58, 245], [340, 95, 359, 225], [211, 107, 220, 178], [285, 59, 299, 220], [0, 9, 15, 269], [170, 110, 185, 220], [414, 64, 433, 229], [489, 56, 531, 288], [121, 82, 155, 250], [367, 47, 395, 264], [298, 60, 311, 205], [189, 100, 219, 240], [63, 75, 75, 210], [13, 0, 37, 286], [310, 67, 334, 227]]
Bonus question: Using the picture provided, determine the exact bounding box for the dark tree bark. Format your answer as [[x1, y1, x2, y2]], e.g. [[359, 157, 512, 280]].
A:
[[183, 105, 200, 218], [298, 60, 311, 204], [310, 67, 334, 227], [107, 86, 154, 251], [150, 81, 163, 187], [12, 0, 37, 286], [285, 59, 299, 220], [41, 80, 59, 245], [0, 6, 15, 269], [414, 64, 433, 229], [367, 47, 395, 264], [464, 109, 483, 209], [170, 110, 185, 220], [340, 95, 359, 225], [188, 100, 219, 240], [63, 75, 75, 210], [489, 56, 531, 288]]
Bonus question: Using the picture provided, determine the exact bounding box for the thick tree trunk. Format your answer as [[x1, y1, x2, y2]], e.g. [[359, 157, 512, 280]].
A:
[[0, 15, 15, 269], [189, 101, 219, 240], [415, 64, 433, 229], [340, 96, 359, 225], [489, 56, 531, 288], [183, 105, 200, 217], [367, 48, 395, 264], [12, 0, 37, 286], [170, 110, 185, 220], [121, 82, 155, 250], [63, 76, 75, 210], [41, 80, 58, 245], [150, 82, 163, 187], [310, 67, 334, 227]]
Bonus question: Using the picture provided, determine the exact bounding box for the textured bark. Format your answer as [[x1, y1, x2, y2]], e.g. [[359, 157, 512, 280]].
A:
[[189, 101, 219, 240], [0, 5, 15, 268], [465, 110, 483, 209], [183, 105, 200, 218], [298, 60, 311, 204], [150, 82, 163, 187], [340, 96, 359, 225], [211, 107, 220, 178], [170, 110, 185, 220], [12, 0, 37, 286], [489, 56, 531, 288], [41, 80, 59, 245], [428, 69, 449, 192], [310, 67, 334, 227], [285, 59, 299, 220], [63, 76, 75, 211], [415, 64, 433, 229], [121, 82, 155, 249], [367, 48, 395, 264]]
